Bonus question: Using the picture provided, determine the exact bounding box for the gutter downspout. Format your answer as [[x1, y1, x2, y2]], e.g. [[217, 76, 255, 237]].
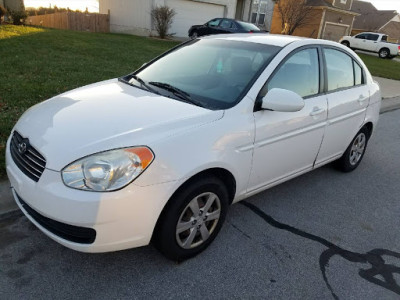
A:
[[317, 8, 326, 39]]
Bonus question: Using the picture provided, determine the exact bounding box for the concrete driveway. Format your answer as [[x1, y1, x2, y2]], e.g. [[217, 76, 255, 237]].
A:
[[1, 109, 400, 299]]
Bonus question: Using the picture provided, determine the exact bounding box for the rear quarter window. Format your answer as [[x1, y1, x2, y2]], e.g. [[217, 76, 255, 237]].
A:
[[353, 61, 364, 86]]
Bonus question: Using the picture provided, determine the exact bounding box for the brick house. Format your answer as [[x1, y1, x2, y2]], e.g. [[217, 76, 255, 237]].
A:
[[351, 0, 400, 42], [270, 0, 359, 42], [236, 0, 275, 31]]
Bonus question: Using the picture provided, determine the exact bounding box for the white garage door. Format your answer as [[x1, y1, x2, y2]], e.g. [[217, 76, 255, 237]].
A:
[[322, 23, 348, 42], [167, 0, 225, 37]]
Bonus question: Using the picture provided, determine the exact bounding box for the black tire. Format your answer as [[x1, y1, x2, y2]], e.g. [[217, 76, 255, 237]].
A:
[[341, 41, 350, 48], [379, 48, 390, 59], [336, 127, 370, 173], [190, 31, 198, 39], [153, 176, 229, 261]]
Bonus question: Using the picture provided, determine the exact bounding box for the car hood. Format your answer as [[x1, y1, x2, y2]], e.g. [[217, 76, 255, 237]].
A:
[[13, 79, 224, 171]]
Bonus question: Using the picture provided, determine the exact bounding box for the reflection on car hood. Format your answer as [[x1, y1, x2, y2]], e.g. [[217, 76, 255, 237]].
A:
[[13, 79, 224, 170]]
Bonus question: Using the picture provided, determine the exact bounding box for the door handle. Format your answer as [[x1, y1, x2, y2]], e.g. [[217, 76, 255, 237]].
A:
[[310, 107, 325, 116]]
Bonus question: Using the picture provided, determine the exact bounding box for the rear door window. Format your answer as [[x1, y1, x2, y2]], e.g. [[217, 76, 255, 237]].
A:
[[324, 48, 354, 91], [219, 20, 233, 29], [367, 34, 379, 41]]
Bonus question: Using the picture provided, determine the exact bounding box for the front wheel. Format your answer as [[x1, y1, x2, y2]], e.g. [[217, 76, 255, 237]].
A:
[[190, 31, 198, 39], [336, 127, 369, 172], [341, 41, 350, 48], [153, 176, 229, 261]]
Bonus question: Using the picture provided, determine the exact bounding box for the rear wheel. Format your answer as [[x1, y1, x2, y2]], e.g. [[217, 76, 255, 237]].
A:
[[336, 127, 369, 172], [153, 176, 229, 261], [379, 48, 390, 59]]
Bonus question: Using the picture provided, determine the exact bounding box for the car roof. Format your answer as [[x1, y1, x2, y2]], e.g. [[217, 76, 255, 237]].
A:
[[201, 34, 305, 47], [201, 33, 347, 48], [357, 32, 382, 35]]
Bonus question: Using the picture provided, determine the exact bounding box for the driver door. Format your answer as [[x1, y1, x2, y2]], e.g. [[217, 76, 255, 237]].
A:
[[204, 18, 222, 35], [248, 47, 328, 193]]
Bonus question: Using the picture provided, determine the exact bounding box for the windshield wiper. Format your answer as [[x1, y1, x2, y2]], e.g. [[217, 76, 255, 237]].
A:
[[120, 74, 159, 95], [149, 82, 204, 107], [130, 75, 160, 94]]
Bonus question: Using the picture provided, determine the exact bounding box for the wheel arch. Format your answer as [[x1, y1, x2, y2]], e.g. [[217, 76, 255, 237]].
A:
[[363, 122, 374, 139], [151, 167, 237, 241], [341, 40, 350, 47]]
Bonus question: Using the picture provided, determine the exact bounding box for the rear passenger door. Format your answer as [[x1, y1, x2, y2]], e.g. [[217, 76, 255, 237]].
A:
[[364, 34, 380, 52], [315, 47, 370, 166]]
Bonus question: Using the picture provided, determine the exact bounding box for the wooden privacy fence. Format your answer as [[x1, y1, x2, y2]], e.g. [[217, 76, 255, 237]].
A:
[[26, 11, 110, 33]]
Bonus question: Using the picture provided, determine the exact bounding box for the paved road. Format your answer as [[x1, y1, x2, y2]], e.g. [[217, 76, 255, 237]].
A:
[[1, 109, 400, 299]]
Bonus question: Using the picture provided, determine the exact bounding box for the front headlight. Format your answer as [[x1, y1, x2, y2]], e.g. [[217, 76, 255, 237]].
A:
[[62, 147, 154, 191]]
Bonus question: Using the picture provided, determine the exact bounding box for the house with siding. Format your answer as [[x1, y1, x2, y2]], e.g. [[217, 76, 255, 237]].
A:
[[270, 0, 359, 42], [1, 0, 24, 11], [99, 0, 275, 37], [1, 0, 24, 22], [351, 0, 400, 42]]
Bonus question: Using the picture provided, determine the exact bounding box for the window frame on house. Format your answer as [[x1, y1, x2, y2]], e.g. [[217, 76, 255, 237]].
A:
[[250, 0, 271, 27]]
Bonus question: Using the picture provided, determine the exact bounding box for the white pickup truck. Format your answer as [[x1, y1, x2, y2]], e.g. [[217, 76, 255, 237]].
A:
[[340, 32, 400, 59]]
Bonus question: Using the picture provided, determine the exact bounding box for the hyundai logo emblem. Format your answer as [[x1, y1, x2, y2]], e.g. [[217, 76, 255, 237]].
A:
[[18, 142, 27, 154]]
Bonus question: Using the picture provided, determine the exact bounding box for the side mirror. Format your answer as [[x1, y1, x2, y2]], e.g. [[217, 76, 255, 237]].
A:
[[261, 88, 305, 112]]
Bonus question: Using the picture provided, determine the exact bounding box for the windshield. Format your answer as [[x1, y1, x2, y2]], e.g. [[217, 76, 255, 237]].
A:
[[132, 39, 281, 110], [237, 21, 261, 32]]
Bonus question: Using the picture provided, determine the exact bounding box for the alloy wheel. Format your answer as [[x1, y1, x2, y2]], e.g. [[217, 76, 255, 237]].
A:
[[380, 50, 389, 58], [176, 192, 221, 249], [349, 133, 366, 166]]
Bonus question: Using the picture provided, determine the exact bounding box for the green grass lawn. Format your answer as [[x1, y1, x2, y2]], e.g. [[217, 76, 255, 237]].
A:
[[358, 53, 400, 81], [0, 25, 179, 179]]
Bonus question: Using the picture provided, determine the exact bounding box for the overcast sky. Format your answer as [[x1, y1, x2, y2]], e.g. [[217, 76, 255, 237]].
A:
[[24, 0, 400, 14], [364, 0, 400, 12], [24, 0, 99, 12]]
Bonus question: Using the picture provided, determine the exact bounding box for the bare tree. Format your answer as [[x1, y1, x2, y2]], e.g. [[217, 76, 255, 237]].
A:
[[0, 5, 7, 25], [151, 5, 176, 39], [274, 0, 315, 35]]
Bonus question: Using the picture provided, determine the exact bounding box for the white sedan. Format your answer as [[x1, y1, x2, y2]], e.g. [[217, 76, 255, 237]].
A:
[[6, 34, 381, 260]]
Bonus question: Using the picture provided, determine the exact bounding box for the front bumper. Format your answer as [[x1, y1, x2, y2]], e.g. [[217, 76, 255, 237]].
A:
[[6, 137, 181, 253]]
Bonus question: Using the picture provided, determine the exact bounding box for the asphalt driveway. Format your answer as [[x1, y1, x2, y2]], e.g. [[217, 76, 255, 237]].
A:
[[1, 109, 400, 299]]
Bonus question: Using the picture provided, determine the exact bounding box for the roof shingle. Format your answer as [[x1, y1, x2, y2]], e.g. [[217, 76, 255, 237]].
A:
[[351, 0, 397, 30]]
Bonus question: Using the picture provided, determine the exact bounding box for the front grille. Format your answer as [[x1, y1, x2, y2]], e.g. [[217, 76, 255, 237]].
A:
[[16, 193, 96, 244], [10, 131, 46, 182]]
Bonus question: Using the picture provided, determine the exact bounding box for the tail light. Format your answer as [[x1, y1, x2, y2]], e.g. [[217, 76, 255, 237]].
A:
[[249, 30, 254, 34]]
